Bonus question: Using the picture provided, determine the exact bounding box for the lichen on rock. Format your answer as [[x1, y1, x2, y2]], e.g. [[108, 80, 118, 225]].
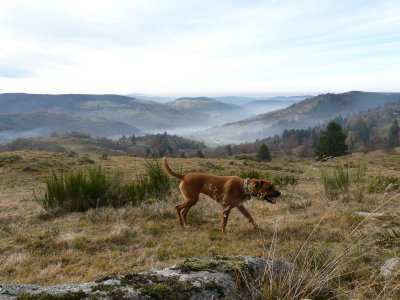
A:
[[0, 256, 292, 299]]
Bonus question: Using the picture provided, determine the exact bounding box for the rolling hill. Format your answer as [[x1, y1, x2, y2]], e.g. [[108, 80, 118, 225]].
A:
[[166, 97, 245, 121], [192, 91, 400, 145], [0, 111, 141, 143], [0, 93, 255, 135]]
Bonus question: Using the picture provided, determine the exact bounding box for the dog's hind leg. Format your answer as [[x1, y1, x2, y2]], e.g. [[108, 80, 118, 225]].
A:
[[175, 182, 198, 226], [237, 205, 259, 229], [175, 202, 186, 226]]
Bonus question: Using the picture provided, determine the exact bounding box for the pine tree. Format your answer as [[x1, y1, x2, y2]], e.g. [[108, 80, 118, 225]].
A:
[[196, 150, 204, 158], [388, 119, 399, 147], [315, 121, 348, 160], [131, 134, 136, 145], [256, 144, 271, 161]]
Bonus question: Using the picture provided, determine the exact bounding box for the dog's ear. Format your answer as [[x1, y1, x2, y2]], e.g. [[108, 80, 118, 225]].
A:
[[254, 181, 263, 190]]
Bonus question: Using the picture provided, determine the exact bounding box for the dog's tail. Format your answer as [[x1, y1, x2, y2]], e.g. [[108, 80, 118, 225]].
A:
[[162, 157, 185, 180]]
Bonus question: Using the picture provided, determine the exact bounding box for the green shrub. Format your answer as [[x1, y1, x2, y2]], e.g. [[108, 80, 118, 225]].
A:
[[36, 161, 177, 212], [239, 168, 265, 179], [122, 161, 178, 205], [368, 175, 400, 193], [272, 175, 299, 187], [352, 164, 367, 202], [321, 166, 349, 200], [36, 167, 118, 211]]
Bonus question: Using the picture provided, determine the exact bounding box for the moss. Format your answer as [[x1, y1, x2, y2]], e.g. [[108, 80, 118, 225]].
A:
[[91, 282, 128, 299], [178, 256, 247, 275], [138, 284, 174, 300], [17, 291, 86, 300], [202, 281, 225, 298], [94, 276, 113, 283], [91, 284, 119, 292], [121, 273, 201, 299]]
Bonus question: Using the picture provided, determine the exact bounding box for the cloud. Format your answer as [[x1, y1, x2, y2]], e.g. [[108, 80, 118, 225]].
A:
[[0, 66, 33, 78], [0, 0, 399, 94]]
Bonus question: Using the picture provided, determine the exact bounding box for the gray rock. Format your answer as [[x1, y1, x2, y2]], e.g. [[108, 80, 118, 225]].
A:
[[237, 161, 248, 166], [0, 256, 292, 299], [380, 258, 400, 280], [54, 160, 68, 168], [205, 161, 216, 168], [229, 161, 235, 165], [0, 155, 22, 164], [22, 163, 40, 172], [354, 211, 387, 217], [79, 156, 95, 164]]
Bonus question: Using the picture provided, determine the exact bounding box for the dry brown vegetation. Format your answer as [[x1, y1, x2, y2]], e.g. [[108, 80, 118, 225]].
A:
[[0, 149, 400, 298]]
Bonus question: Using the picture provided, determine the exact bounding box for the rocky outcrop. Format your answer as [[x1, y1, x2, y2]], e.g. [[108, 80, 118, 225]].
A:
[[0, 256, 292, 299], [380, 258, 400, 280]]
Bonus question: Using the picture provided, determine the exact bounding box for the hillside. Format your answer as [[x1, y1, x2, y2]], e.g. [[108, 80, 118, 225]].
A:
[[0, 94, 260, 136], [0, 149, 400, 299], [0, 111, 141, 143], [193, 91, 400, 145], [0, 93, 207, 131], [166, 97, 246, 121], [0, 132, 206, 157], [243, 96, 309, 115]]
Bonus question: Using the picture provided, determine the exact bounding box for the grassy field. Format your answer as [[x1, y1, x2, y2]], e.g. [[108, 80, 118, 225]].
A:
[[0, 149, 400, 298]]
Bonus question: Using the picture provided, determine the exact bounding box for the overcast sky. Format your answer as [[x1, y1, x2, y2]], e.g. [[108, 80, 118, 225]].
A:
[[0, 0, 399, 96]]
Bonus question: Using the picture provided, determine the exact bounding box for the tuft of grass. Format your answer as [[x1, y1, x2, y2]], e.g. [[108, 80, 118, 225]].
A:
[[368, 175, 400, 193], [239, 168, 266, 179], [35, 167, 119, 211], [35, 161, 177, 211], [321, 165, 349, 200], [352, 164, 367, 202], [272, 174, 299, 187], [123, 160, 178, 205]]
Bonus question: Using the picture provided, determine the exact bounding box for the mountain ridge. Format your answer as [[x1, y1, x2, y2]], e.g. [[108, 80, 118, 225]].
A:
[[191, 91, 400, 145]]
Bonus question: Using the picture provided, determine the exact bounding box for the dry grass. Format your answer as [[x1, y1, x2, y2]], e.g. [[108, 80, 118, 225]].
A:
[[1, 150, 400, 298]]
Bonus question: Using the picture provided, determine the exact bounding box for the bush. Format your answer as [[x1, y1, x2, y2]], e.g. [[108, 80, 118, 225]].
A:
[[368, 175, 400, 193], [123, 161, 177, 205], [321, 166, 349, 200], [239, 168, 265, 179], [272, 175, 299, 187], [36, 167, 119, 211], [36, 161, 177, 211]]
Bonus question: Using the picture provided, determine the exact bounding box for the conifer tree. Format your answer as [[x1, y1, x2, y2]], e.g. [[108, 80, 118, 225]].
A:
[[256, 144, 271, 161], [131, 134, 136, 145], [196, 150, 204, 158], [315, 121, 347, 160], [388, 119, 399, 147]]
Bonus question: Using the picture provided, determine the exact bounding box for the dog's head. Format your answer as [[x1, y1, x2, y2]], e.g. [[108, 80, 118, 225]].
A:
[[250, 179, 281, 204]]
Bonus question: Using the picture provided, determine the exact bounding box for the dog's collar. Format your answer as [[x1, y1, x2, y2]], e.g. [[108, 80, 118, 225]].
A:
[[243, 178, 251, 198]]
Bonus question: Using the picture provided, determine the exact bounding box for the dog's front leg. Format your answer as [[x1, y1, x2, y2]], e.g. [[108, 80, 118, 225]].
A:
[[237, 205, 258, 229], [221, 206, 232, 235]]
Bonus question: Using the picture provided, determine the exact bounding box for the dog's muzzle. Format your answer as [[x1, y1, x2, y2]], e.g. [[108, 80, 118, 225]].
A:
[[264, 191, 281, 204]]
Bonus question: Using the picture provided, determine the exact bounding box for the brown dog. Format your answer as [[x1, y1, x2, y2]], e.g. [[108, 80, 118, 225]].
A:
[[162, 157, 281, 234]]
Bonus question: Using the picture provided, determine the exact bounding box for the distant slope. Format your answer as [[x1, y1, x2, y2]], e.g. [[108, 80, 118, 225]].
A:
[[213, 95, 311, 105], [0, 93, 136, 113], [0, 93, 250, 132], [126, 93, 173, 103], [166, 97, 247, 120], [192, 91, 400, 146], [0, 111, 141, 143], [0, 132, 206, 157], [242, 96, 310, 115]]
